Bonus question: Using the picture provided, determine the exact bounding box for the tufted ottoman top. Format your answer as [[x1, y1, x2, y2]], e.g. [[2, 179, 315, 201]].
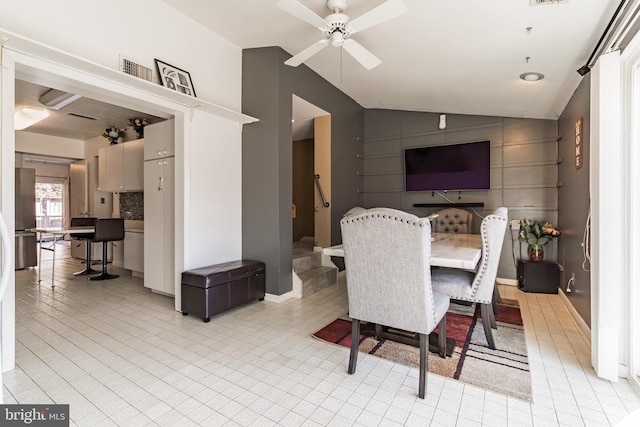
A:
[[182, 260, 265, 288]]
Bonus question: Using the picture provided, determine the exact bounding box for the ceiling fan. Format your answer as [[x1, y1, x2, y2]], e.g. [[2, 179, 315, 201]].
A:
[[276, 0, 408, 70]]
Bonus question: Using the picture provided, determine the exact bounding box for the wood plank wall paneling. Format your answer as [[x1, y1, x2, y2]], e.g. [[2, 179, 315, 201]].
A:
[[362, 110, 559, 280]]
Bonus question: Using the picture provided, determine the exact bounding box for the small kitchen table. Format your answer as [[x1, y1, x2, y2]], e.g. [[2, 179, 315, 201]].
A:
[[32, 226, 95, 288]]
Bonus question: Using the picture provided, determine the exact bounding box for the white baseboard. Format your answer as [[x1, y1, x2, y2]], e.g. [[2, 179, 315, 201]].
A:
[[292, 270, 302, 299], [265, 291, 294, 303], [151, 289, 174, 298], [497, 277, 518, 286], [558, 288, 591, 344]]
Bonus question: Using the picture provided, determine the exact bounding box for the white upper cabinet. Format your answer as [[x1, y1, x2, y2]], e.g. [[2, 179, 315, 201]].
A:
[[97, 139, 144, 192], [144, 119, 175, 160], [123, 139, 144, 190]]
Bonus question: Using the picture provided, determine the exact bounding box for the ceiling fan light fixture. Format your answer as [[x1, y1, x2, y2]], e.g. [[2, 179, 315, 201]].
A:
[[330, 31, 344, 47], [520, 72, 545, 82], [277, 0, 407, 70], [14, 107, 49, 130]]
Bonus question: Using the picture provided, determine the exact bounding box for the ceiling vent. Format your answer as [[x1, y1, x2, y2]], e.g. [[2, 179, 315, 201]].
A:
[[67, 112, 98, 121], [120, 55, 153, 82], [38, 89, 81, 110], [529, 0, 568, 4]]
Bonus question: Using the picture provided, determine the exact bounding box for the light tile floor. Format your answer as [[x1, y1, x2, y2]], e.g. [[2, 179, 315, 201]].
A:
[[5, 255, 640, 426]]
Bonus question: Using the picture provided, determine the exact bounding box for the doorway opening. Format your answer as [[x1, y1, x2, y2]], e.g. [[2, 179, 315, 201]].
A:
[[290, 96, 337, 299], [291, 95, 331, 249], [2, 42, 189, 374]]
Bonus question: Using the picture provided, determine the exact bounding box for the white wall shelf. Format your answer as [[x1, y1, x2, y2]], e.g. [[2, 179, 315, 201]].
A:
[[0, 28, 258, 125]]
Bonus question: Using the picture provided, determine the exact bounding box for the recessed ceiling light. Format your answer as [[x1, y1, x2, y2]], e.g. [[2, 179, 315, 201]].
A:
[[520, 72, 545, 82]]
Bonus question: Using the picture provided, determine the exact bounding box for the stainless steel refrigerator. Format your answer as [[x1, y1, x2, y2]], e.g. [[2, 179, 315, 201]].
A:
[[15, 168, 37, 269]]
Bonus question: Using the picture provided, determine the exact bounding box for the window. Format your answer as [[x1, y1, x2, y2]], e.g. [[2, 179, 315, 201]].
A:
[[35, 179, 67, 229]]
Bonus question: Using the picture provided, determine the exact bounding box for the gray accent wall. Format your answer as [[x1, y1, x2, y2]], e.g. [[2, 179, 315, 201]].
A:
[[362, 110, 559, 280], [558, 75, 591, 326], [241, 45, 567, 295], [242, 47, 364, 296]]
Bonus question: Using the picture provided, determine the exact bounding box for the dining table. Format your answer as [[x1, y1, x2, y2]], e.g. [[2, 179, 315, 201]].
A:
[[32, 226, 95, 288], [323, 232, 483, 270]]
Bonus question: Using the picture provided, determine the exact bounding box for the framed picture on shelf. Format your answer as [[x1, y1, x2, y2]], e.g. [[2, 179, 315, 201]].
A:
[[154, 59, 196, 97]]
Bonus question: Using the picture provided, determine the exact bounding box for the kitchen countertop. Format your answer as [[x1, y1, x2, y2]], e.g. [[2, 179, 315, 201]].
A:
[[124, 220, 143, 231]]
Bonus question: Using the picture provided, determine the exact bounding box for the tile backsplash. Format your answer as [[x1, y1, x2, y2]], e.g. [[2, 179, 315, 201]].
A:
[[119, 192, 143, 220]]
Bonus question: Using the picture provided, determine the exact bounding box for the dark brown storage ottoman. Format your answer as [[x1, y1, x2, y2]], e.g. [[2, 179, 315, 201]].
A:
[[181, 260, 265, 322]]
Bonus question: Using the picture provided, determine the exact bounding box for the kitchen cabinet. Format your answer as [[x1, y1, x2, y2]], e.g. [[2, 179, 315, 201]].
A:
[[124, 230, 144, 277], [144, 119, 175, 160], [144, 157, 174, 295], [97, 139, 144, 192], [112, 234, 124, 268]]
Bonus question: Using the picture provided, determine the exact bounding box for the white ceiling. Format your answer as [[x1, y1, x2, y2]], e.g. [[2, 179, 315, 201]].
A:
[[14, 80, 163, 144], [12, 1, 625, 147], [292, 95, 328, 140], [162, 0, 621, 120]]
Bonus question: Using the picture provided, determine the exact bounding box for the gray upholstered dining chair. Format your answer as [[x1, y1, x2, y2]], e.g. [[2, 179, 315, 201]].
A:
[[433, 207, 473, 233], [430, 207, 508, 349], [340, 207, 450, 399]]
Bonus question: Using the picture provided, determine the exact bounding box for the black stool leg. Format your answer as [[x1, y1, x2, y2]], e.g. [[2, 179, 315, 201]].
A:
[[74, 240, 99, 276], [89, 242, 119, 281]]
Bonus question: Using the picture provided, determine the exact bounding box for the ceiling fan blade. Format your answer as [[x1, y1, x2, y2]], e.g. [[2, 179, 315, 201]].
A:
[[343, 39, 382, 70], [285, 40, 329, 67], [348, 0, 408, 34], [276, 0, 328, 30]]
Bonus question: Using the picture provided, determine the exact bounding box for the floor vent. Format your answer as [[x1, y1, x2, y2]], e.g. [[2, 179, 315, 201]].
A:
[[120, 56, 154, 82], [529, 0, 568, 5]]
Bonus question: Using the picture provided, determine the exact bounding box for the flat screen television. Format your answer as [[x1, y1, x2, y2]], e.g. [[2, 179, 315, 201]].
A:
[[404, 140, 491, 191]]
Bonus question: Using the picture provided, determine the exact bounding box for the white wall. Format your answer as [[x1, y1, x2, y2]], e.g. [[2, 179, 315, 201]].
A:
[[1, 1, 246, 302], [15, 158, 69, 180], [590, 52, 624, 381], [0, 0, 242, 112], [15, 131, 84, 159], [186, 111, 242, 269]]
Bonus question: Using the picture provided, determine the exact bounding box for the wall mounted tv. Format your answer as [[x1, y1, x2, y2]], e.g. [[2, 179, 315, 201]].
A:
[[404, 140, 491, 191]]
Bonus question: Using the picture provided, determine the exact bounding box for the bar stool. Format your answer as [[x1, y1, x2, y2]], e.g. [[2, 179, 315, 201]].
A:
[[89, 218, 125, 281], [70, 217, 98, 276]]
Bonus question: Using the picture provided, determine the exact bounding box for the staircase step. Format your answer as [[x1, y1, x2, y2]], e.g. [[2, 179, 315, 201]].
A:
[[292, 252, 322, 274], [298, 266, 338, 298]]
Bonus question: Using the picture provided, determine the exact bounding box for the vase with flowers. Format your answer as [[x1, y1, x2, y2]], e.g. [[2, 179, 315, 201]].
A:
[[518, 219, 561, 262], [128, 118, 150, 139], [102, 125, 126, 145]]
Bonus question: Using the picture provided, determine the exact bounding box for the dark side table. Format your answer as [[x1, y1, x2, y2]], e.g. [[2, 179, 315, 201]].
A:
[[517, 260, 559, 294]]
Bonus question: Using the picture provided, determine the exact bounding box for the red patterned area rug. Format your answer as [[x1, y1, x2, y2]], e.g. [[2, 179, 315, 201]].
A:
[[312, 299, 532, 401]]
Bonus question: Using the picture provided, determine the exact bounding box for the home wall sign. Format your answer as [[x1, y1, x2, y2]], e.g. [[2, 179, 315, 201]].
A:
[[575, 117, 583, 169]]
